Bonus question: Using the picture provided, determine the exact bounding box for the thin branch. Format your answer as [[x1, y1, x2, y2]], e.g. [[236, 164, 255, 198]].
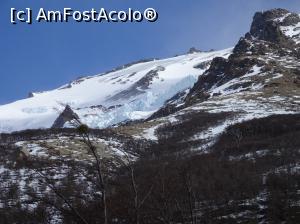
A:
[[36, 171, 89, 224]]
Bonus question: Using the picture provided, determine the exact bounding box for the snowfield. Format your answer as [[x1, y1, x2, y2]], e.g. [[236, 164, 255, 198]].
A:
[[0, 49, 232, 133]]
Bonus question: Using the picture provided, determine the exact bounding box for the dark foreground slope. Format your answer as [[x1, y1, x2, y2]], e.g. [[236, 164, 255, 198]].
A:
[[0, 114, 299, 223]]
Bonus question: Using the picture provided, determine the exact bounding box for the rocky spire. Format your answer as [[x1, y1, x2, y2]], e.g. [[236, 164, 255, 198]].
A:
[[247, 9, 299, 46], [51, 105, 79, 128]]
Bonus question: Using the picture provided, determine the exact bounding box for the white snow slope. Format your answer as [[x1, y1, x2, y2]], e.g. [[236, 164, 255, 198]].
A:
[[0, 49, 232, 133]]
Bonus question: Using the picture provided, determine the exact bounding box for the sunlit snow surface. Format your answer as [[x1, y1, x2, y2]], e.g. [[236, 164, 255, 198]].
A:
[[281, 22, 300, 44], [280, 14, 300, 44], [0, 49, 232, 133]]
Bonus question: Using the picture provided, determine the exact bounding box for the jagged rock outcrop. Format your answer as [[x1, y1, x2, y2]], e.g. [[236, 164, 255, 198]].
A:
[[185, 8, 300, 105], [250, 9, 290, 44], [51, 105, 79, 128], [188, 47, 202, 54], [249, 9, 300, 45]]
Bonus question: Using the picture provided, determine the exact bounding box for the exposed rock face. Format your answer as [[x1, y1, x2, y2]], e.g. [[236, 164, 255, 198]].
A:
[[237, 8, 300, 55], [185, 8, 300, 105], [107, 66, 165, 101], [243, 8, 299, 45], [188, 47, 202, 54], [193, 60, 211, 70], [186, 55, 265, 105], [250, 9, 289, 44], [52, 105, 79, 128]]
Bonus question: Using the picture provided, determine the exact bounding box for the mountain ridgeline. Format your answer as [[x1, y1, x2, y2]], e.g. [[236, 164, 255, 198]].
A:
[[0, 8, 299, 224]]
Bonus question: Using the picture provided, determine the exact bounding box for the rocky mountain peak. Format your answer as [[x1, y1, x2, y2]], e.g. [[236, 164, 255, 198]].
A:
[[232, 9, 300, 57], [185, 8, 300, 106], [248, 8, 300, 45]]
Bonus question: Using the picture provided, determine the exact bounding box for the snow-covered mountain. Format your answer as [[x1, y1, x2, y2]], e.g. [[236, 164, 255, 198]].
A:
[[0, 8, 299, 137], [129, 8, 300, 144], [0, 8, 299, 224], [0, 49, 231, 133]]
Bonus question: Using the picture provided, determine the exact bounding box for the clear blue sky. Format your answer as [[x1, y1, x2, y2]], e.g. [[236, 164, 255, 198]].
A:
[[0, 0, 299, 104]]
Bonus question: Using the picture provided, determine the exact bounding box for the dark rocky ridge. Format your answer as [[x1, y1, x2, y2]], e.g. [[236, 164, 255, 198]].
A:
[[184, 8, 300, 105], [249, 9, 293, 45]]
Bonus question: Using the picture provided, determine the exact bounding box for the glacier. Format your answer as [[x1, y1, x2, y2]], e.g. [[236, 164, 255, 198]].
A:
[[0, 48, 232, 133]]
